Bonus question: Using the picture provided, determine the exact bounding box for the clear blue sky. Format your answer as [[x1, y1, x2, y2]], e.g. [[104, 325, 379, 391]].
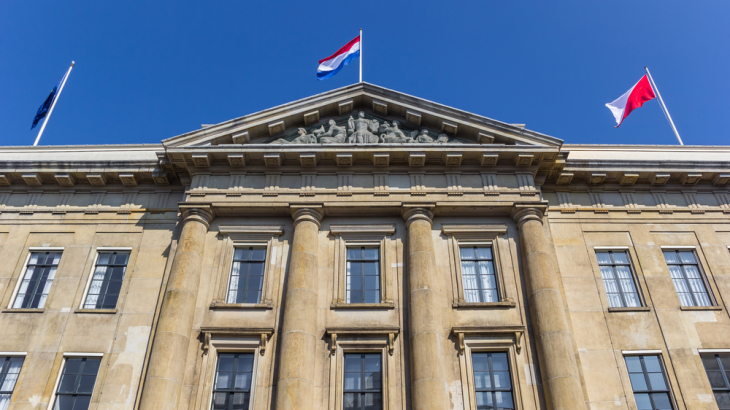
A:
[[1, 1, 728, 147]]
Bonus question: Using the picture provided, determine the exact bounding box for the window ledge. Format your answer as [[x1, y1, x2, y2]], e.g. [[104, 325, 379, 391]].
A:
[[680, 305, 722, 311], [209, 301, 274, 310], [452, 300, 516, 309], [74, 308, 117, 314], [608, 306, 651, 313], [330, 301, 395, 310], [2, 308, 45, 313]]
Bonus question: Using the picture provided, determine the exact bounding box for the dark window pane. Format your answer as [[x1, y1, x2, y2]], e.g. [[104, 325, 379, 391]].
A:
[[343, 393, 359, 410], [364, 276, 380, 290], [650, 393, 672, 409], [634, 393, 652, 410], [345, 356, 361, 372], [77, 375, 97, 393], [472, 354, 489, 371], [715, 392, 730, 409], [344, 372, 361, 391], [231, 392, 249, 410], [346, 248, 360, 260], [643, 356, 662, 372], [647, 372, 667, 390], [218, 355, 234, 372], [211, 392, 228, 410], [362, 248, 378, 260], [363, 392, 381, 410], [494, 390, 514, 409], [475, 392, 493, 409], [474, 372, 491, 389], [248, 262, 265, 276], [363, 291, 379, 304], [625, 356, 642, 373], [251, 248, 266, 260], [629, 373, 648, 391], [363, 262, 379, 276], [491, 353, 509, 371], [71, 395, 91, 410], [55, 395, 76, 410], [58, 375, 77, 393]]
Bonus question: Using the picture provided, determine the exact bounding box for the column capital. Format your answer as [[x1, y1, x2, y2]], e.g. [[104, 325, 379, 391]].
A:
[[402, 204, 435, 228], [291, 205, 323, 229], [511, 203, 547, 229], [180, 205, 214, 230]]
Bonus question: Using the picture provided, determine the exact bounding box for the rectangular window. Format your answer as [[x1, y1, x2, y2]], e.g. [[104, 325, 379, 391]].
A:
[[460, 246, 498, 303], [471, 352, 514, 409], [211, 353, 254, 410], [83, 252, 129, 309], [346, 247, 380, 304], [700, 353, 730, 409], [53, 357, 101, 410], [13, 251, 62, 309], [227, 247, 266, 304], [596, 251, 641, 308], [625, 355, 673, 409], [663, 250, 712, 307], [343, 353, 382, 410], [0, 356, 24, 410]]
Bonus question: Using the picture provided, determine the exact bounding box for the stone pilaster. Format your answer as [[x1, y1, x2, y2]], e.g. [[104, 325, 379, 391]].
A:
[[402, 205, 450, 410], [139, 206, 213, 410], [274, 206, 323, 410], [512, 204, 585, 410]]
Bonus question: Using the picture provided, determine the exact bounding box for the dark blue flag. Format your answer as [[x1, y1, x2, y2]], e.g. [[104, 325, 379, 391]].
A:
[[31, 72, 67, 130]]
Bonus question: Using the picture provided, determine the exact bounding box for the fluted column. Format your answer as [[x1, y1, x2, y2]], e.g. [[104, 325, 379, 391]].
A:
[[402, 206, 450, 410], [275, 206, 323, 410], [139, 206, 213, 410], [512, 204, 585, 410]]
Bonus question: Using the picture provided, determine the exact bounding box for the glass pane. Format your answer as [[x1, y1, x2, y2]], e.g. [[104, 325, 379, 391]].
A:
[[244, 291, 261, 303], [237, 356, 254, 372], [73, 396, 92, 410], [719, 355, 730, 370], [112, 253, 129, 265], [363, 262, 379, 276], [64, 359, 82, 375], [596, 252, 612, 265], [715, 392, 730, 409], [251, 248, 266, 261], [672, 278, 689, 293], [694, 291, 712, 307], [346, 248, 360, 260], [643, 356, 662, 372], [0, 373, 18, 392], [612, 252, 630, 264], [603, 279, 619, 294], [58, 375, 77, 393], [607, 294, 623, 308], [344, 372, 361, 390], [462, 273, 478, 290], [464, 290, 480, 303], [0, 394, 10, 410], [634, 393, 652, 410], [348, 262, 361, 277], [344, 356, 361, 372], [343, 393, 359, 410], [475, 247, 492, 260], [29, 253, 40, 264], [215, 372, 232, 389], [629, 373, 648, 391], [460, 247, 475, 260], [364, 276, 380, 290], [663, 251, 680, 264], [363, 291, 379, 304], [231, 393, 249, 410], [97, 253, 111, 265], [348, 275, 361, 290], [234, 373, 251, 390], [624, 293, 641, 308], [707, 371, 726, 388], [493, 371, 511, 389], [363, 393, 381, 410], [472, 354, 489, 371], [647, 372, 667, 390], [494, 391, 514, 409], [53, 394, 74, 410], [475, 392, 493, 409], [684, 265, 701, 279], [77, 375, 97, 393], [679, 251, 696, 263], [491, 353, 509, 370], [348, 291, 362, 303], [615, 265, 633, 279], [233, 248, 247, 260], [248, 262, 265, 276], [247, 274, 263, 290], [478, 262, 495, 283], [218, 355, 234, 372], [473, 371, 491, 389], [702, 355, 720, 371], [364, 355, 381, 372], [599, 266, 615, 280], [668, 265, 684, 280], [651, 393, 672, 409], [364, 372, 381, 389], [362, 248, 378, 260], [678, 292, 695, 307], [482, 289, 499, 303], [211, 392, 228, 410]]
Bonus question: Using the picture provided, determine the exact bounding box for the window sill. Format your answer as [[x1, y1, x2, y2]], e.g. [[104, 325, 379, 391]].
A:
[[452, 300, 517, 309], [74, 308, 117, 314], [330, 301, 395, 310], [608, 306, 651, 313], [209, 301, 274, 310], [679, 305, 723, 311], [2, 308, 45, 313]]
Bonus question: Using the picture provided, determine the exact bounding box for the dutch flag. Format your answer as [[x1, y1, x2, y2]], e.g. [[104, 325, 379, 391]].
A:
[[317, 34, 361, 80]]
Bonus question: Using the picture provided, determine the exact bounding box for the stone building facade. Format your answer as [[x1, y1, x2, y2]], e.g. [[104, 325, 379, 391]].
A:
[[1, 83, 729, 410]]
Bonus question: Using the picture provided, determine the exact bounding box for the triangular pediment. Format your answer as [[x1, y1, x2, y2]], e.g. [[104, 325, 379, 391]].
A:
[[162, 83, 562, 149]]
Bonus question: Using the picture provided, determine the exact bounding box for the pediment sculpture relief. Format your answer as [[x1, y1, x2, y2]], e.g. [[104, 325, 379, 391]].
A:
[[272, 111, 456, 144]]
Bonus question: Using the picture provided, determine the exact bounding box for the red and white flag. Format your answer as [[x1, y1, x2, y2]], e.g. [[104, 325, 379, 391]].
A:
[[606, 74, 656, 127]]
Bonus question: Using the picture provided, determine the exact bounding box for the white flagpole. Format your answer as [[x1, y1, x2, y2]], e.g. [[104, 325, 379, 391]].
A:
[[34, 61, 75, 147], [644, 66, 683, 146], [359, 29, 363, 83]]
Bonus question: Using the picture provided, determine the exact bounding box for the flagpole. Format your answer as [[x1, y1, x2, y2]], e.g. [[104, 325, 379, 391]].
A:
[[644, 66, 683, 146], [34, 61, 74, 147], [359, 29, 362, 83]]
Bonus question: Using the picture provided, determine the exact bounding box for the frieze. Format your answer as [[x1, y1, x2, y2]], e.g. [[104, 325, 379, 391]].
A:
[[272, 111, 457, 145]]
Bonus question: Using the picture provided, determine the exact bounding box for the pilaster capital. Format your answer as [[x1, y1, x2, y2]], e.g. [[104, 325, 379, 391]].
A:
[[402, 204, 435, 228], [291, 205, 323, 229], [180, 204, 214, 230], [511, 203, 547, 229]]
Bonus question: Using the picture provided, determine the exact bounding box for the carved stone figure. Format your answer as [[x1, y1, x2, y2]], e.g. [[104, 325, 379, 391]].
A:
[[436, 134, 450, 143], [317, 120, 347, 144], [273, 128, 317, 144], [347, 111, 380, 143], [380, 121, 414, 143], [414, 129, 450, 144]]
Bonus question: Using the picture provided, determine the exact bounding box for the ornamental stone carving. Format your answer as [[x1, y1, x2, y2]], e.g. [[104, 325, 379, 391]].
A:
[[270, 111, 456, 145]]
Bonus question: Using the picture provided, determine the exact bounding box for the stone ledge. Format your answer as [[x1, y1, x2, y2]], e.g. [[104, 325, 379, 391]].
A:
[[330, 301, 395, 310], [209, 301, 274, 310], [452, 300, 516, 309], [679, 305, 723, 311], [2, 308, 44, 313], [608, 306, 651, 313], [74, 308, 117, 314]]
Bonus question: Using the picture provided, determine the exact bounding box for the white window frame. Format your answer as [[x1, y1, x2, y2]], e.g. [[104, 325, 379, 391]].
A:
[[78, 247, 133, 310], [8, 247, 64, 309], [329, 225, 396, 309], [212, 226, 285, 309], [46, 353, 104, 410], [0, 351, 27, 408], [620, 351, 679, 410], [593, 248, 646, 308], [661, 247, 716, 307], [442, 225, 513, 307]]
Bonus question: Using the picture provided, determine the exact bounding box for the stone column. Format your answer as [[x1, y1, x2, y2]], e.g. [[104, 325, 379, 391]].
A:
[[139, 206, 213, 410], [402, 206, 450, 410], [274, 206, 323, 410], [512, 204, 585, 410]]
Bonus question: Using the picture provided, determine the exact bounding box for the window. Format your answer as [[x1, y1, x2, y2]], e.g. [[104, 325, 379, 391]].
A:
[[663, 250, 712, 307], [625, 355, 673, 410], [460, 246, 498, 303], [596, 251, 641, 308], [343, 353, 382, 410], [471, 352, 514, 410], [83, 252, 129, 309], [700, 353, 730, 409], [53, 357, 101, 410], [13, 251, 62, 309], [0, 356, 24, 410], [346, 247, 380, 304], [227, 247, 266, 304], [211, 353, 255, 410]]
